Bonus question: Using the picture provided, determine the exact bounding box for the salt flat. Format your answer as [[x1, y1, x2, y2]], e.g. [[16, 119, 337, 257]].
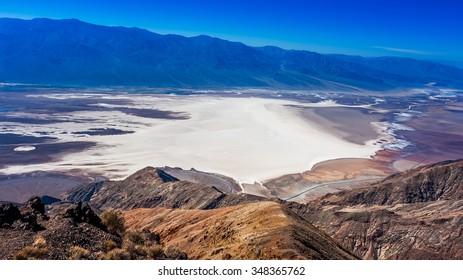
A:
[[1, 94, 383, 183]]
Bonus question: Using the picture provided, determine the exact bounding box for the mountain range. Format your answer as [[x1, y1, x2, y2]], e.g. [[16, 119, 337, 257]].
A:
[[1, 18, 462, 90], [1, 159, 461, 259]]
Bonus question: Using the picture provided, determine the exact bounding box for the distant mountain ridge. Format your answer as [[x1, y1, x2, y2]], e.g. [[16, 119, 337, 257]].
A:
[[1, 17, 462, 89]]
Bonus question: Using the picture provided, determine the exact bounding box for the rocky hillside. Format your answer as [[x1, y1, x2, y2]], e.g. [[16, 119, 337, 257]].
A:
[[66, 167, 263, 210], [3, 160, 461, 260], [125, 201, 356, 260], [332, 160, 463, 205], [1, 196, 354, 260], [288, 159, 463, 259], [0, 197, 187, 260]]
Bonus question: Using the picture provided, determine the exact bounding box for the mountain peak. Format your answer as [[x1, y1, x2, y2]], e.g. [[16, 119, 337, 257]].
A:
[[125, 167, 179, 184]]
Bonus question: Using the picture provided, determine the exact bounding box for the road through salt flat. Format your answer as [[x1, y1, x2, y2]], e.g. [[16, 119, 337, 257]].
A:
[[1, 94, 383, 183]]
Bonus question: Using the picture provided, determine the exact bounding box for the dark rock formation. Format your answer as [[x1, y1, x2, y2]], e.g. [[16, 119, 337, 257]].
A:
[[0, 203, 21, 227], [24, 196, 45, 215], [0, 197, 47, 230], [0, 199, 187, 260], [61, 202, 105, 230]]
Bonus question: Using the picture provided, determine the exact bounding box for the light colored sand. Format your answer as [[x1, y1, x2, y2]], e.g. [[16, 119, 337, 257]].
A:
[[302, 158, 390, 182], [1, 95, 384, 183], [13, 146, 36, 152]]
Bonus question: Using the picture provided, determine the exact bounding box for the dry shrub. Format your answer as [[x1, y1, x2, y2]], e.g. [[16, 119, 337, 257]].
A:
[[95, 228, 188, 260], [14, 236, 48, 260], [104, 239, 118, 252], [125, 231, 144, 245], [100, 208, 125, 236], [103, 248, 130, 260], [164, 245, 187, 260], [146, 244, 166, 260], [69, 246, 90, 260], [121, 239, 149, 259]]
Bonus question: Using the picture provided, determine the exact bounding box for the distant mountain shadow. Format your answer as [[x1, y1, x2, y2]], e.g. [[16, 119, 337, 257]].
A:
[[0, 18, 462, 90]]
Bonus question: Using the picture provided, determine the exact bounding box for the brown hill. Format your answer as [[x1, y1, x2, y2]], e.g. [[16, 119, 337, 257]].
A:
[[66, 167, 263, 210], [288, 159, 463, 259], [125, 201, 356, 260]]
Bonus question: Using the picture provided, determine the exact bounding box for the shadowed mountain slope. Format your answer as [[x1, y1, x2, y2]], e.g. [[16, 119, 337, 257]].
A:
[[1, 18, 462, 89], [287, 159, 463, 259], [66, 167, 263, 210]]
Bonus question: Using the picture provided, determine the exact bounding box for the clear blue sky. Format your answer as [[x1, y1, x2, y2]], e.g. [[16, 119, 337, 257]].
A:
[[2, 0, 462, 65]]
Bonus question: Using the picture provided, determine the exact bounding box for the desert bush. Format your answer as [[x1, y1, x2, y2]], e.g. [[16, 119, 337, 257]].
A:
[[13, 236, 48, 260], [103, 248, 130, 260], [69, 246, 90, 260], [146, 244, 166, 260], [104, 239, 118, 252], [140, 229, 161, 244], [164, 245, 188, 260], [125, 231, 144, 245], [100, 208, 125, 236]]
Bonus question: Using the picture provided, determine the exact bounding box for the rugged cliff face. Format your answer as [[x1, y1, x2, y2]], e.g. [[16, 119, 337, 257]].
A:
[[288, 159, 463, 259], [66, 167, 263, 210], [333, 160, 463, 205], [125, 201, 356, 260]]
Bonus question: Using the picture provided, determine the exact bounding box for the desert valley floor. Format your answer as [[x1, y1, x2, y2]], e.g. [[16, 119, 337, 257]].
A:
[[1, 86, 463, 203]]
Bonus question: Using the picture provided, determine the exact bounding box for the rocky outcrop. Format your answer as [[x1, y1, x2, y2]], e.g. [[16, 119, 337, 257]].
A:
[[0, 198, 114, 259], [0, 203, 21, 227], [24, 196, 46, 214], [0, 196, 47, 231], [66, 167, 263, 210], [290, 159, 463, 259], [0, 198, 186, 260], [61, 202, 105, 230]]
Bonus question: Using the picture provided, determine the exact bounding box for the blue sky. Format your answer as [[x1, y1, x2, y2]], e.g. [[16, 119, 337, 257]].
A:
[[1, 0, 462, 65]]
